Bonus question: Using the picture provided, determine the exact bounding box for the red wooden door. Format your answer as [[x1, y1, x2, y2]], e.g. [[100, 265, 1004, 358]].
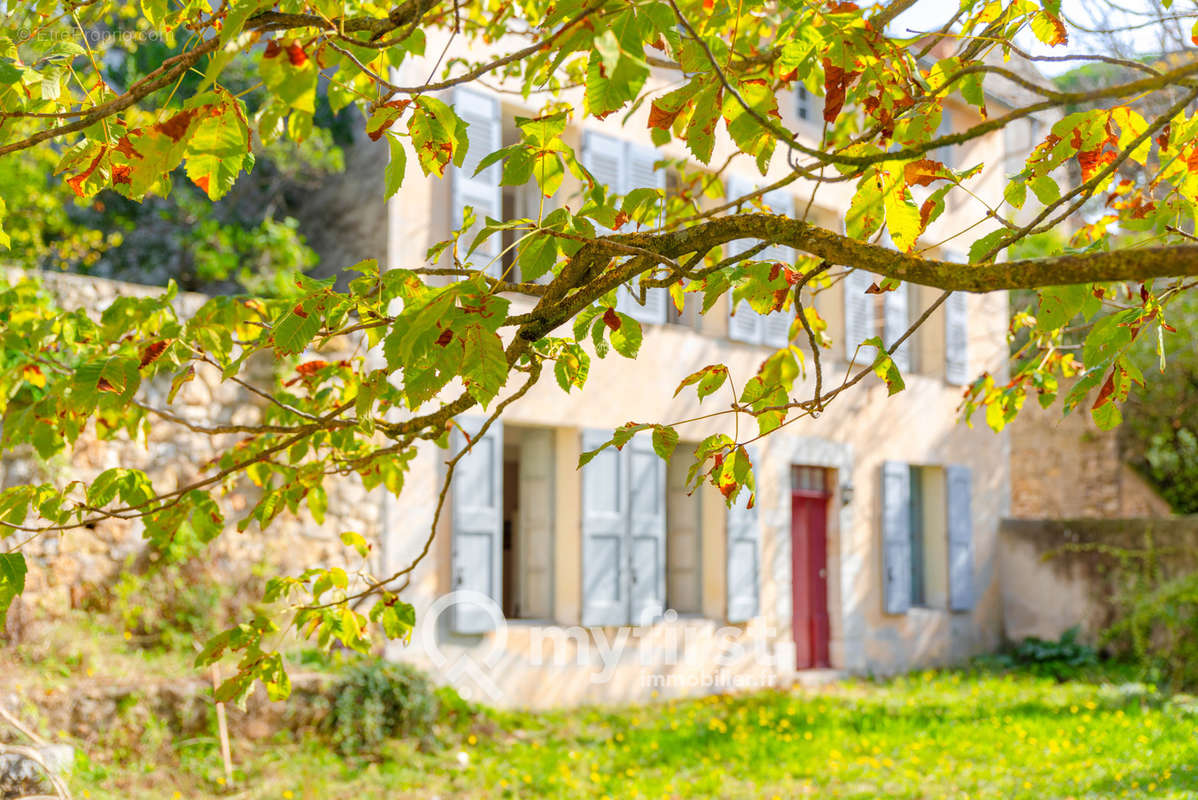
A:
[[791, 486, 830, 669]]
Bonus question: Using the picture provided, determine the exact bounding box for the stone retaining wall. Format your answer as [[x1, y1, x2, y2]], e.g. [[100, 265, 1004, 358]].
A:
[[999, 517, 1198, 642], [0, 270, 386, 617]]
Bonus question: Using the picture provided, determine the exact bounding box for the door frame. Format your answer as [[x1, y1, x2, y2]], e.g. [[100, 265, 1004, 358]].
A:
[[791, 468, 832, 670]]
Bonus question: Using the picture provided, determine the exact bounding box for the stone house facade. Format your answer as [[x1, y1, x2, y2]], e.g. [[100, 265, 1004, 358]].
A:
[[377, 34, 1038, 706]]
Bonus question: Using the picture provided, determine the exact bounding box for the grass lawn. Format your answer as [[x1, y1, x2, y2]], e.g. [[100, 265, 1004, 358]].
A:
[[71, 667, 1198, 799]]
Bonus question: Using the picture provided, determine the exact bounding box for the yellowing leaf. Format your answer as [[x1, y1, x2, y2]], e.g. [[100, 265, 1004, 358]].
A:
[[260, 39, 317, 114]]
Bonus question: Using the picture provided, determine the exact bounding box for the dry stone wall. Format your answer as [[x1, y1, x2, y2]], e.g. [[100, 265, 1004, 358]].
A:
[[1, 270, 386, 615], [1009, 391, 1171, 519]]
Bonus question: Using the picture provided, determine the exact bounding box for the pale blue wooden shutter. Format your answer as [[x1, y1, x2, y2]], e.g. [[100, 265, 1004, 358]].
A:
[[726, 488, 760, 622], [724, 175, 764, 344], [881, 460, 912, 615], [581, 429, 628, 626], [945, 292, 969, 384], [947, 465, 975, 611], [627, 435, 666, 624], [844, 268, 876, 363], [581, 132, 625, 202], [728, 299, 764, 343], [450, 417, 503, 633], [935, 110, 954, 168], [619, 143, 668, 324], [583, 135, 667, 325], [761, 188, 796, 348], [883, 281, 911, 372], [452, 89, 503, 276]]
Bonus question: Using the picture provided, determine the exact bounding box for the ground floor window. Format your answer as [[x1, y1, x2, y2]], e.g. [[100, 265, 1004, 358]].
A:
[[882, 461, 974, 615], [666, 451, 702, 615], [501, 426, 555, 620]]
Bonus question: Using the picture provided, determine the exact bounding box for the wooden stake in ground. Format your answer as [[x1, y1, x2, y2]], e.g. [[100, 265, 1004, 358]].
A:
[[211, 663, 233, 787]]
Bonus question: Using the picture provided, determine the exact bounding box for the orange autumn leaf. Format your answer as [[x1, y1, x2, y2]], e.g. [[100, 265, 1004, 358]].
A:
[[903, 158, 950, 187]]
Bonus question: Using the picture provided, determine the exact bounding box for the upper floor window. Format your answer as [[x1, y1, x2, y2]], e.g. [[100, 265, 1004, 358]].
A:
[[581, 132, 669, 325], [724, 176, 797, 347], [450, 88, 504, 278], [796, 84, 818, 125], [941, 250, 969, 384]]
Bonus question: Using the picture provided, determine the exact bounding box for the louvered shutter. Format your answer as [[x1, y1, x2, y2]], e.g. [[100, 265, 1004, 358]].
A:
[[883, 282, 911, 372], [452, 89, 503, 277], [450, 417, 503, 633], [726, 488, 760, 622], [627, 435, 666, 624], [881, 461, 912, 615], [729, 300, 765, 343], [762, 309, 794, 348], [947, 465, 975, 611], [945, 292, 968, 384], [844, 268, 876, 363], [761, 188, 796, 347], [581, 429, 628, 626], [619, 143, 668, 324], [724, 175, 763, 343], [581, 132, 625, 201], [583, 134, 634, 318]]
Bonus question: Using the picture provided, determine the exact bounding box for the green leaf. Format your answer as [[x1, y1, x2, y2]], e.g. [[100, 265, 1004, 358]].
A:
[[167, 365, 196, 404], [518, 232, 559, 282], [384, 136, 407, 200], [460, 324, 508, 407], [968, 229, 1007, 263], [1037, 285, 1089, 330], [260, 40, 317, 114], [1092, 399, 1122, 430], [651, 425, 679, 461], [371, 596, 416, 641], [1029, 174, 1060, 205], [583, 44, 650, 118], [867, 337, 905, 396], [684, 81, 723, 165], [674, 364, 729, 401], [552, 341, 590, 392], [272, 301, 322, 356], [184, 92, 252, 200], [340, 531, 370, 558], [0, 553, 26, 629], [609, 312, 643, 358]]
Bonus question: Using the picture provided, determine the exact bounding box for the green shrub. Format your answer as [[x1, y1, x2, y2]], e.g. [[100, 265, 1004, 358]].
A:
[[1103, 570, 1198, 689], [984, 626, 1100, 681], [101, 554, 266, 652], [322, 661, 445, 755]]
